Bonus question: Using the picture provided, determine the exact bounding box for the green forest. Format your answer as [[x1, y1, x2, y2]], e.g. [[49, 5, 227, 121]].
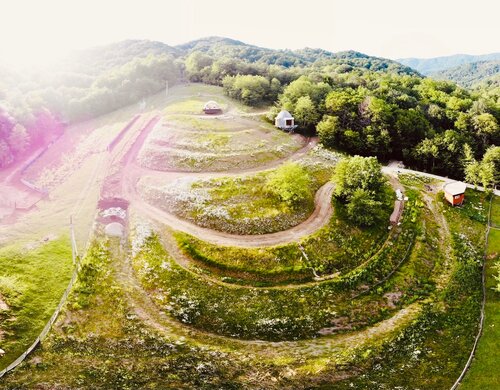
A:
[[431, 60, 500, 87], [1, 37, 499, 184]]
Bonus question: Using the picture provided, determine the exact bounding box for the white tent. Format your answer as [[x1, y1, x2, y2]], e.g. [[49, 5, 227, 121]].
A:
[[275, 110, 295, 130]]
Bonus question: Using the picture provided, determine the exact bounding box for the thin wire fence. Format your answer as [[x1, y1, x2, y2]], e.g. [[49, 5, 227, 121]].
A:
[[0, 218, 81, 379], [450, 194, 493, 390]]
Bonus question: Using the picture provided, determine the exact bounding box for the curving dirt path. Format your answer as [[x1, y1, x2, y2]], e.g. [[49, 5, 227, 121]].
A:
[[382, 166, 500, 196], [129, 180, 334, 248], [112, 237, 423, 361], [117, 111, 333, 248]]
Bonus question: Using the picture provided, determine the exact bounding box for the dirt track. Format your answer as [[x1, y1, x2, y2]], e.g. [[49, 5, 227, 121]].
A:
[[130, 181, 334, 247], [382, 166, 500, 196], [117, 113, 334, 247], [113, 238, 423, 359]]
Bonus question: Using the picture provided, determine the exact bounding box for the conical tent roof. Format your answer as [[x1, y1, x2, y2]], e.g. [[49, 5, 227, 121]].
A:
[[276, 110, 293, 119], [204, 101, 220, 110]]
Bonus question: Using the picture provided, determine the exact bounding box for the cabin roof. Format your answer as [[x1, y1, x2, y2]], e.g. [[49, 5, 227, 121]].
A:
[[444, 181, 467, 196]]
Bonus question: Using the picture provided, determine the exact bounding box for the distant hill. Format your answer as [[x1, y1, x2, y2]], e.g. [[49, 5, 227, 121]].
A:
[[178, 36, 418, 74], [176, 36, 248, 52], [474, 73, 500, 91], [429, 60, 500, 87], [398, 53, 500, 74], [0, 36, 418, 125], [61, 39, 181, 74]]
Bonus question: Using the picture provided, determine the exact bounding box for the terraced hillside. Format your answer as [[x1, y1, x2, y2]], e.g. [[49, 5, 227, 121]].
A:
[[0, 85, 487, 389]]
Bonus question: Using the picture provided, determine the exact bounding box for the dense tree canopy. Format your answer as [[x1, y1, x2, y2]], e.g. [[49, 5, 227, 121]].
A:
[[332, 156, 386, 200], [0, 107, 62, 168], [483, 146, 500, 184], [223, 75, 280, 106], [346, 188, 383, 227], [464, 144, 498, 191], [274, 73, 499, 178], [331, 156, 387, 226]]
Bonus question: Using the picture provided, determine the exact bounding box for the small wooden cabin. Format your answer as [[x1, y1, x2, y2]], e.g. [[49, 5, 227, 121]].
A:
[[203, 101, 222, 115], [275, 110, 296, 131], [443, 182, 466, 206], [390, 200, 404, 225]]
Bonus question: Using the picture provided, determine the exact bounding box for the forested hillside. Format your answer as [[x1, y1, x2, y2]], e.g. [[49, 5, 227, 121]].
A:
[[430, 60, 500, 87], [476, 74, 500, 95], [268, 73, 499, 180], [0, 37, 417, 169], [0, 41, 181, 168], [178, 36, 417, 72], [0, 37, 498, 183], [399, 52, 500, 74]]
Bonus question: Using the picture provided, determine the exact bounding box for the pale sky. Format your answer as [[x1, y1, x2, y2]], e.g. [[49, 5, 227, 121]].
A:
[[1, 0, 499, 67]]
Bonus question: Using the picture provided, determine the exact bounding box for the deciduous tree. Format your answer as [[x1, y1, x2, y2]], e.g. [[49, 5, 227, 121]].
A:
[[266, 162, 312, 206]]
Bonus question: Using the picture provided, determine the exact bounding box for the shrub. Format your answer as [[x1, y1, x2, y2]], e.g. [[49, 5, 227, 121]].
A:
[[265, 162, 312, 206], [347, 188, 383, 227], [332, 156, 385, 200]]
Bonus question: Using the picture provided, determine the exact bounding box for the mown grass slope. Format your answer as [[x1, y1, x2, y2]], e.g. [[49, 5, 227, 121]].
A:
[[460, 196, 500, 389], [0, 237, 73, 369]]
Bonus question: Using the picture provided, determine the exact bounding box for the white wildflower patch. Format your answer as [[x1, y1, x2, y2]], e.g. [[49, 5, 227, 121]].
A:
[[411, 349, 422, 360], [169, 293, 201, 323], [311, 144, 342, 162], [131, 222, 153, 257], [160, 261, 171, 270], [276, 145, 286, 153], [199, 205, 230, 219]]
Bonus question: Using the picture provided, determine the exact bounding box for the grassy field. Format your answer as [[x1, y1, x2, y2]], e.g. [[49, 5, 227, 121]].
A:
[[138, 120, 302, 172], [0, 237, 73, 370], [487, 227, 500, 254], [136, 89, 305, 172], [141, 174, 315, 235], [460, 196, 500, 390], [0, 188, 488, 389], [163, 115, 236, 132], [163, 97, 229, 115]]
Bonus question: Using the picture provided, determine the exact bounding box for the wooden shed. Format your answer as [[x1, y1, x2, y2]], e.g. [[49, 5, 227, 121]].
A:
[[203, 101, 222, 115], [275, 110, 297, 131], [390, 200, 404, 225], [443, 182, 466, 206]]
